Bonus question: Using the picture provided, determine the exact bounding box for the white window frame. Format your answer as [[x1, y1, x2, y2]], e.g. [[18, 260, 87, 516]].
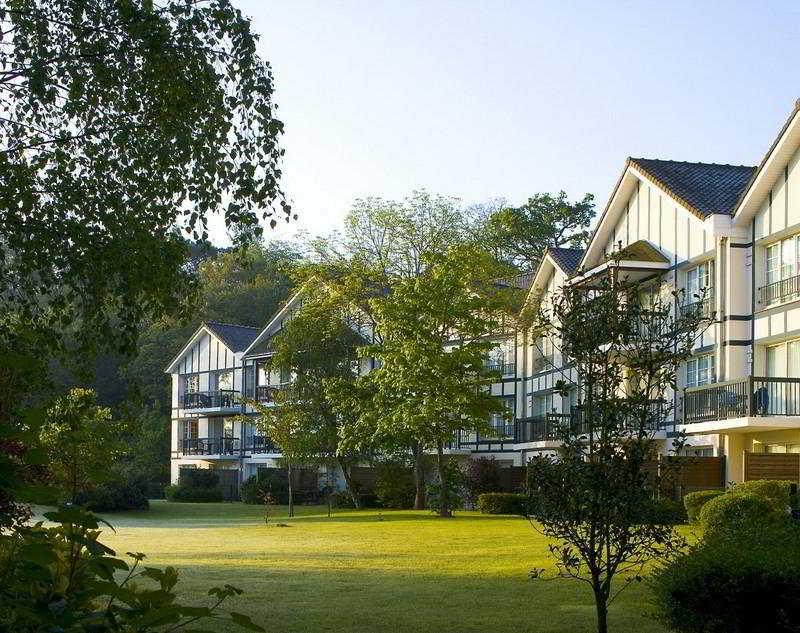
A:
[[765, 339, 800, 378], [764, 235, 800, 289], [685, 261, 713, 302], [686, 354, 715, 388]]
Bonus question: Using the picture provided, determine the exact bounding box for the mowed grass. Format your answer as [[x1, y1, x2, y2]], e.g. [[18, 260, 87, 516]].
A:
[[82, 501, 681, 633]]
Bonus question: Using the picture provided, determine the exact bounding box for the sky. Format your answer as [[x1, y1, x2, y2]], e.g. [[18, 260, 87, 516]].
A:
[[210, 0, 800, 245]]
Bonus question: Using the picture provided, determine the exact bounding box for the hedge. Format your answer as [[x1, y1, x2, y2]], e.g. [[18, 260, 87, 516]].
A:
[[728, 479, 793, 511], [75, 480, 149, 512], [164, 484, 223, 503], [652, 520, 800, 633], [683, 490, 724, 523], [477, 493, 527, 515], [698, 492, 776, 534]]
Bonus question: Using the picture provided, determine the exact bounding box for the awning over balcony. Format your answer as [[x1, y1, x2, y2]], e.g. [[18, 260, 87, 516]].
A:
[[570, 240, 671, 287]]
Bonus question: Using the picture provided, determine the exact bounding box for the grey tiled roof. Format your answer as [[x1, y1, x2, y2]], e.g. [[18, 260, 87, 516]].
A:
[[204, 321, 259, 352], [630, 158, 756, 218], [496, 272, 535, 289], [548, 247, 585, 274]]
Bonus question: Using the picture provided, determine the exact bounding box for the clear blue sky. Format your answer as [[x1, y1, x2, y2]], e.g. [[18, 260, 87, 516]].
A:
[[213, 0, 800, 245]]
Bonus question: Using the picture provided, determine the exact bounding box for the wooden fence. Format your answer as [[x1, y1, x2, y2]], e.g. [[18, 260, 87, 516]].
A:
[[744, 452, 800, 482]]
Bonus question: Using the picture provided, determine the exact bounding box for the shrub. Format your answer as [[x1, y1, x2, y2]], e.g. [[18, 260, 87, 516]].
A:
[[729, 479, 793, 511], [652, 519, 800, 633], [698, 492, 777, 534], [240, 475, 271, 505], [0, 506, 263, 632], [164, 484, 222, 503], [477, 492, 527, 515], [427, 460, 466, 513], [74, 480, 149, 512], [683, 490, 724, 522], [375, 460, 415, 509], [647, 496, 687, 525], [179, 468, 219, 489], [464, 458, 503, 502]]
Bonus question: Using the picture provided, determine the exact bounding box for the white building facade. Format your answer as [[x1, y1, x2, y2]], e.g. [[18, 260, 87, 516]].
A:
[[167, 102, 800, 489]]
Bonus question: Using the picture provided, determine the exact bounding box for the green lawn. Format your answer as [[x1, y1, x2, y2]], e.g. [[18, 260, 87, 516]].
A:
[[83, 501, 682, 633]]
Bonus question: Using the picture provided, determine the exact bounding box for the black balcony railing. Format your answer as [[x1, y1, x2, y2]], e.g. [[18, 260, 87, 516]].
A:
[[182, 390, 239, 410], [248, 435, 279, 454], [516, 404, 666, 443], [256, 385, 282, 404], [178, 436, 280, 456], [683, 376, 800, 424], [180, 436, 241, 455], [484, 362, 516, 376], [759, 274, 800, 306]]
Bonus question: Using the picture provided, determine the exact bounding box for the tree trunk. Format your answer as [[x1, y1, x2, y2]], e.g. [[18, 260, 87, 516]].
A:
[[436, 440, 451, 518], [593, 582, 609, 633], [338, 458, 361, 509], [412, 442, 426, 510], [287, 461, 294, 518]]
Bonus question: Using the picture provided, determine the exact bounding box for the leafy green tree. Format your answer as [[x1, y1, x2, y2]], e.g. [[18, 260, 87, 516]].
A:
[[268, 280, 371, 508], [483, 192, 595, 271], [354, 245, 517, 517], [40, 388, 124, 504], [311, 189, 471, 279], [524, 270, 712, 633], [246, 400, 318, 519], [0, 0, 290, 521]]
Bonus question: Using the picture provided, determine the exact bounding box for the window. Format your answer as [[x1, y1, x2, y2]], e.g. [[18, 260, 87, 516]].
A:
[[182, 419, 198, 439], [216, 370, 233, 391], [257, 362, 270, 385], [766, 340, 800, 378], [532, 392, 554, 417], [765, 443, 800, 454], [686, 354, 715, 387], [183, 374, 199, 394], [488, 398, 515, 438], [222, 419, 234, 438], [681, 446, 713, 457], [686, 261, 713, 302], [763, 235, 800, 304], [279, 366, 291, 385]]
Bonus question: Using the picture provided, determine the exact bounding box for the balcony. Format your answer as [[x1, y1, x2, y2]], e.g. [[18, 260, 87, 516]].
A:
[[177, 436, 280, 457], [679, 288, 715, 319], [256, 384, 282, 404], [484, 362, 516, 377], [180, 436, 241, 456], [681, 376, 800, 432], [182, 390, 240, 413], [516, 404, 666, 444], [759, 274, 800, 307]]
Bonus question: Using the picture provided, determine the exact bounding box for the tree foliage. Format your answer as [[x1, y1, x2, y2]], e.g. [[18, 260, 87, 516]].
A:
[[39, 388, 125, 504], [0, 0, 291, 359], [263, 279, 370, 508], [310, 189, 473, 279], [525, 268, 712, 633], [483, 191, 595, 271], [351, 245, 518, 517]]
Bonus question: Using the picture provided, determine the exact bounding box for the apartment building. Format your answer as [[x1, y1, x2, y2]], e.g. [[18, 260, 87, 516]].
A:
[[167, 101, 800, 488]]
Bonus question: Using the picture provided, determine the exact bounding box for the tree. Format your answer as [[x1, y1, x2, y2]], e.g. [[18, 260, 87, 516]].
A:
[[39, 388, 125, 504], [524, 265, 712, 633], [354, 245, 518, 517], [483, 192, 595, 271], [0, 0, 290, 521], [246, 400, 318, 519], [310, 189, 471, 279], [268, 280, 371, 509]]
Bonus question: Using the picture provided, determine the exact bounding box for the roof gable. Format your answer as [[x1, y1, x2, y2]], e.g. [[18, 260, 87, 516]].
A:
[[630, 158, 755, 218], [204, 321, 259, 352], [547, 247, 584, 274]]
